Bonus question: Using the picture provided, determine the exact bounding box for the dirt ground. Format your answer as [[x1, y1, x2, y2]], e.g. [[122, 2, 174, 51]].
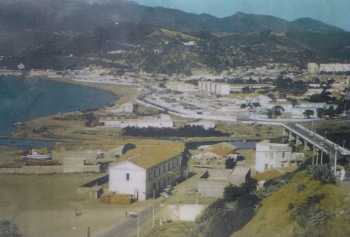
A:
[[0, 174, 152, 237]]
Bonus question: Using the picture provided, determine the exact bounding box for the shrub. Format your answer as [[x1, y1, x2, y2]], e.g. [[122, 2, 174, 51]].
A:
[[307, 165, 336, 184], [225, 158, 236, 169], [0, 220, 21, 237]]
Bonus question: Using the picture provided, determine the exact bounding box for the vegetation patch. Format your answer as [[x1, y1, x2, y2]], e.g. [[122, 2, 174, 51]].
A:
[[233, 171, 350, 237], [122, 126, 228, 138]]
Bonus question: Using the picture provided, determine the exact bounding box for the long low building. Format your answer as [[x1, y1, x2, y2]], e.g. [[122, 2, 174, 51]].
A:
[[308, 63, 350, 74], [101, 114, 174, 128], [109, 141, 185, 200]]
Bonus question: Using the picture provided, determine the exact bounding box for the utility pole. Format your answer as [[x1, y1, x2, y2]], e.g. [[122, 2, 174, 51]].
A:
[[152, 206, 155, 228], [334, 146, 338, 177], [87, 227, 91, 237], [137, 215, 140, 237]]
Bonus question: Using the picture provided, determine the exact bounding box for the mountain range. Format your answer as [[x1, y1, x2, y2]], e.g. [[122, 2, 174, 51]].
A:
[[0, 0, 344, 33], [0, 0, 349, 74]]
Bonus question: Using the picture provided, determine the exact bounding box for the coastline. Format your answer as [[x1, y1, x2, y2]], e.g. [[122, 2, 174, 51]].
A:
[[0, 75, 138, 148]]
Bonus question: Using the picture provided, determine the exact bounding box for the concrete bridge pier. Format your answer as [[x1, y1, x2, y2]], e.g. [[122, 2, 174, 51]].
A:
[[320, 151, 324, 165], [296, 136, 302, 146], [304, 141, 311, 151], [288, 132, 295, 143], [312, 147, 317, 165]]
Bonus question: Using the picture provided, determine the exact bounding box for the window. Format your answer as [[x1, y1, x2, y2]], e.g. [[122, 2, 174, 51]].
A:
[[126, 173, 130, 181]]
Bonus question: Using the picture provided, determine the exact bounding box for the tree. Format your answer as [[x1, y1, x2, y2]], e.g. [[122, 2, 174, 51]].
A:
[[303, 109, 315, 119], [225, 158, 236, 169], [0, 220, 21, 237], [267, 109, 274, 119], [240, 104, 247, 109], [223, 184, 243, 201], [272, 105, 285, 117], [84, 113, 98, 127]]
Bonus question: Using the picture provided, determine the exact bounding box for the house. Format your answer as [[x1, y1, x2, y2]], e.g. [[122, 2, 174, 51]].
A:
[[109, 142, 185, 200], [255, 142, 293, 172]]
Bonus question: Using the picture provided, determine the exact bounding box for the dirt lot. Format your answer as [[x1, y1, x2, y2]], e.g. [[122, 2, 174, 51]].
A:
[[0, 174, 150, 237]]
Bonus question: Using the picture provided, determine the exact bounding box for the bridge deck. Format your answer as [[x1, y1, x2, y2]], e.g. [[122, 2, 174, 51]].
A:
[[283, 123, 350, 156]]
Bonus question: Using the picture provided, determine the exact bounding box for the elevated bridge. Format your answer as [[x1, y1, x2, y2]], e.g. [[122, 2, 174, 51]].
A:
[[282, 123, 350, 172], [282, 123, 350, 156]]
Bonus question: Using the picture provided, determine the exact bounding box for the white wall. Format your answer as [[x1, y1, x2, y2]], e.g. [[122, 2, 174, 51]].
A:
[[256, 143, 292, 172], [109, 161, 147, 200], [163, 204, 206, 222]]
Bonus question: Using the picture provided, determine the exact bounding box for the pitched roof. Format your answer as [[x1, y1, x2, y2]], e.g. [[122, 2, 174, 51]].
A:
[[118, 140, 184, 169]]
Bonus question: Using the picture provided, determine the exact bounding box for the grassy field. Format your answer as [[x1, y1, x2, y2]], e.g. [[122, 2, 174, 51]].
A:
[[145, 221, 196, 237], [232, 171, 350, 237], [0, 147, 22, 164], [216, 123, 283, 140]]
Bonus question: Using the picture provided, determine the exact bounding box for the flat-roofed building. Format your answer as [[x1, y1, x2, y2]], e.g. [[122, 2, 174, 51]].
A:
[[198, 81, 231, 96], [108, 142, 185, 200], [308, 63, 320, 74], [102, 114, 174, 128], [256, 142, 293, 172]]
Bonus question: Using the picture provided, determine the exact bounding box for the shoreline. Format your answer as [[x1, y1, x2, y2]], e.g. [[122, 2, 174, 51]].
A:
[[0, 75, 138, 147]]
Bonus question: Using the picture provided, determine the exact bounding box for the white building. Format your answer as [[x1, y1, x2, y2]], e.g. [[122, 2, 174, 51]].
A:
[[188, 120, 216, 130], [256, 142, 292, 172], [183, 41, 197, 47], [307, 63, 320, 74], [198, 81, 231, 96], [320, 64, 350, 74], [109, 145, 185, 200], [102, 114, 174, 128]]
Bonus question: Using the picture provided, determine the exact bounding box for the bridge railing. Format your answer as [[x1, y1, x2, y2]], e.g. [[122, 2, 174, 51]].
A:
[[295, 124, 350, 156]]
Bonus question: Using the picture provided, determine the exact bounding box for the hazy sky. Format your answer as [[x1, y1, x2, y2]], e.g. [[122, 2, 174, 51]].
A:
[[134, 0, 350, 30]]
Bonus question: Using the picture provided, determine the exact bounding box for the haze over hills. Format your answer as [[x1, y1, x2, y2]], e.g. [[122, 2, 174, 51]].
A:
[[0, 0, 349, 74], [0, 0, 344, 33]]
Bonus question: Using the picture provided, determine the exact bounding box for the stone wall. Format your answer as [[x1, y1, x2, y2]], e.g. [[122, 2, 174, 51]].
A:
[[0, 166, 63, 174]]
